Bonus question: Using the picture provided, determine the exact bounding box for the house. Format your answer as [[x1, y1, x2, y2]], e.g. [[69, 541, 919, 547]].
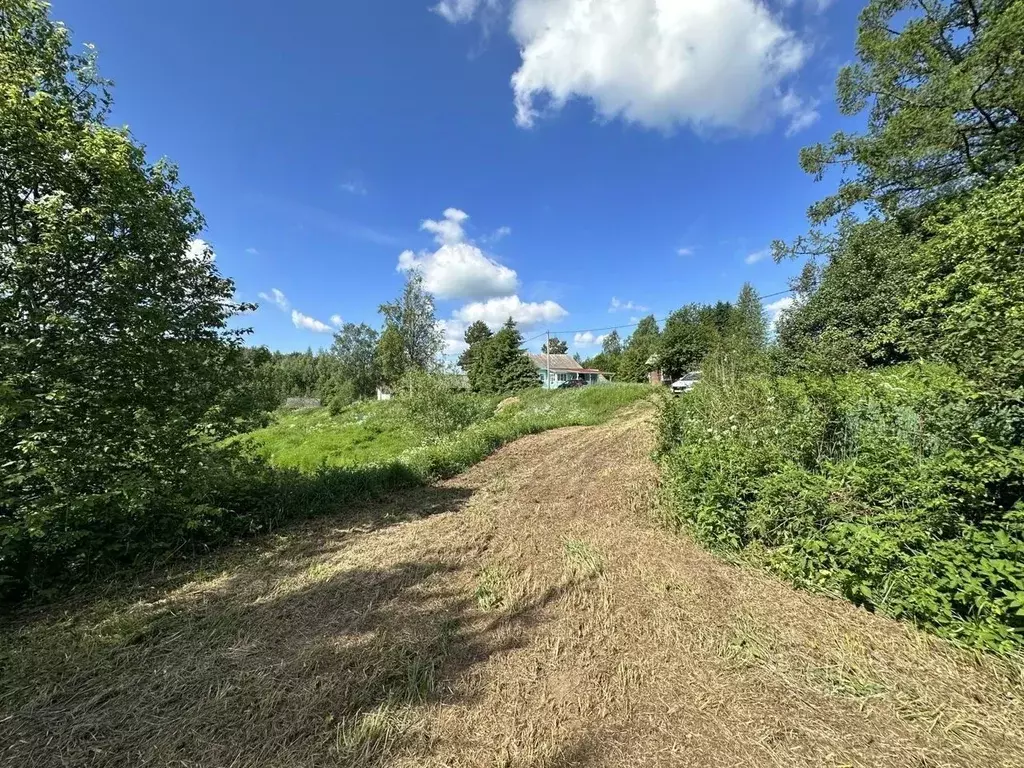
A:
[[529, 353, 609, 389], [645, 353, 672, 386]]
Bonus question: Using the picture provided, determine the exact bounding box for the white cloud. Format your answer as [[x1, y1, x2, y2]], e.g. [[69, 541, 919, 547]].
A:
[[574, 331, 608, 347], [258, 288, 290, 312], [745, 247, 771, 265], [422, 207, 470, 245], [186, 238, 214, 262], [505, 0, 811, 134], [245, 246, 259, 255], [439, 319, 469, 355], [291, 310, 334, 334], [397, 208, 519, 300], [765, 296, 795, 327], [609, 297, 648, 313], [330, 314, 344, 328], [432, 0, 491, 23], [779, 90, 819, 136], [453, 295, 568, 329], [483, 225, 512, 244], [258, 287, 337, 333], [341, 180, 368, 196], [398, 243, 518, 300], [677, 246, 694, 257]]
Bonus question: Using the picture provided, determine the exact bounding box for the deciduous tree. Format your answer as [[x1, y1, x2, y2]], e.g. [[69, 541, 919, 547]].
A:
[[378, 273, 443, 372], [0, 0, 263, 595], [330, 323, 379, 399]]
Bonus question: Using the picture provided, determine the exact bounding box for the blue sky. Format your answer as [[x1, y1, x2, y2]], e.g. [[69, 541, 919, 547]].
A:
[[53, 0, 861, 355]]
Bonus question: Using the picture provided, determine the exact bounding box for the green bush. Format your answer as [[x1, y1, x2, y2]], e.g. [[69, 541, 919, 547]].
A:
[[325, 379, 357, 415], [396, 370, 490, 438], [659, 363, 1024, 651]]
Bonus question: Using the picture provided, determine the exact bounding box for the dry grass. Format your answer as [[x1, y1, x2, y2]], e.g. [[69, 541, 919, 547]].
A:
[[3, 401, 1024, 767]]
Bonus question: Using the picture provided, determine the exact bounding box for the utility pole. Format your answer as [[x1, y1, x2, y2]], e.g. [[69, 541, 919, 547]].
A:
[[546, 330, 551, 390]]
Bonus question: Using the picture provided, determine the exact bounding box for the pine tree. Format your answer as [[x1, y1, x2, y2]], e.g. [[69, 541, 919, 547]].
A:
[[734, 282, 768, 349], [541, 336, 568, 355], [472, 318, 539, 394], [458, 320, 493, 382]]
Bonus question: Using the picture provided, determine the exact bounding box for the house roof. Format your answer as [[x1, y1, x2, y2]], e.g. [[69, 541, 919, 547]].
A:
[[529, 353, 583, 371]]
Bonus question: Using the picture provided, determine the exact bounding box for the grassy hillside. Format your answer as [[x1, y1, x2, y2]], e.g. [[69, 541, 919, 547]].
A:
[[240, 401, 422, 471]]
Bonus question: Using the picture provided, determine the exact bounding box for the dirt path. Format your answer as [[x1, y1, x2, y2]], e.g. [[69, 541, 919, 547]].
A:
[[3, 403, 1023, 767]]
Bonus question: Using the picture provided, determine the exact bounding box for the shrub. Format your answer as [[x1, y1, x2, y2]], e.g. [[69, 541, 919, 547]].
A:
[[659, 363, 1024, 652], [396, 370, 487, 439], [325, 379, 357, 415]]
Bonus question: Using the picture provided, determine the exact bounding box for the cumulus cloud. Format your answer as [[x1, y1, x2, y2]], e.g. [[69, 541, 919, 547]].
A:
[[609, 297, 648, 313], [677, 246, 694, 257], [397, 208, 519, 300], [186, 238, 214, 262], [501, 0, 811, 134], [439, 319, 470, 355], [574, 331, 608, 347], [291, 310, 334, 334], [745, 247, 771, 265], [453, 295, 568, 329], [765, 296, 795, 328], [422, 207, 470, 245], [258, 288, 290, 312], [245, 246, 259, 255], [330, 314, 344, 328], [399, 243, 518, 300]]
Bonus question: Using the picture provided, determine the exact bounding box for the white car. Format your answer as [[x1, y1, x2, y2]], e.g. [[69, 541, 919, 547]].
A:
[[671, 371, 702, 395]]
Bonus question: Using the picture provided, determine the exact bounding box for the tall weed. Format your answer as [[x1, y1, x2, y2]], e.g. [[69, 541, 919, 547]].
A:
[[659, 362, 1024, 652]]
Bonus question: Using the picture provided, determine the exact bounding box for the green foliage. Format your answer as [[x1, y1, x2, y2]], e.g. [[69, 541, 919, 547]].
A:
[[541, 336, 568, 355], [330, 322, 379, 399], [658, 304, 720, 379], [469, 318, 540, 395], [324, 379, 357, 415], [378, 273, 443, 372], [901, 168, 1024, 401], [617, 315, 660, 382], [457, 320, 492, 375], [776, 218, 917, 372], [0, 2, 269, 599], [602, 329, 622, 357], [794, 0, 1024, 227], [658, 364, 1024, 651], [376, 323, 408, 387], [396, 370, 485, 439], [734, 283, 767, 351], [265, 348, 340, 401]]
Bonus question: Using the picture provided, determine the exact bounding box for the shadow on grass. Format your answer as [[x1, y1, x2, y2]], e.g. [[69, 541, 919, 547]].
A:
[[0, 477, 576, 767]]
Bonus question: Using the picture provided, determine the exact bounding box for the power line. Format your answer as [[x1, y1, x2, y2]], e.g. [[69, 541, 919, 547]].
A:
[[541, 288, 796, 338]]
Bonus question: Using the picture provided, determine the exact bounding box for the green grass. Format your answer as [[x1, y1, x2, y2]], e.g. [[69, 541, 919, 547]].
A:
[[241, 383, 651, 477], [239, 401, 421, 471]]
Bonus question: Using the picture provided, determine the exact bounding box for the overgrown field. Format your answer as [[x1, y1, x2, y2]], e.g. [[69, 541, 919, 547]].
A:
[[657, 363, 1024, 653]]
